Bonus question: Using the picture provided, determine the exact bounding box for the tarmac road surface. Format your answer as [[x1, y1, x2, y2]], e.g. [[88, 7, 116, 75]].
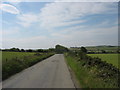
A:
[[2, 54, 75, 88]]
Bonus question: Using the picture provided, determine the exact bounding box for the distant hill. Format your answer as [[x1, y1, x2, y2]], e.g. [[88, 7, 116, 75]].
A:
[[85, 45, 118, 52], [70, 45, 119, 53]]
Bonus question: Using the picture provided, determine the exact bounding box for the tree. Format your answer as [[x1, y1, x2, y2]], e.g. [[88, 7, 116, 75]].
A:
[[37, 49, 43, 52], [101, 50, 106, 53], [21, 49, 25, 52], [10, 48, 20, 52], [26, 49, 33, 52], [55, 45, 69, 54], [81, 47, 87, 53], [49, 48, 55, 52]]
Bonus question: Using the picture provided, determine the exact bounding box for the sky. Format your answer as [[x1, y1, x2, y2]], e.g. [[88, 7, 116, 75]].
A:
[[0, 0, 119, 49]]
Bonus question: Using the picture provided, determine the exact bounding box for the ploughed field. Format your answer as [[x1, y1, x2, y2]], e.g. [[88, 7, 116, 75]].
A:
[[88, 54, 119, 68]]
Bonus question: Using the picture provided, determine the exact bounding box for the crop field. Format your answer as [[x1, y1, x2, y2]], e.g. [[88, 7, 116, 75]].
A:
[[88, 54, 119, 68]]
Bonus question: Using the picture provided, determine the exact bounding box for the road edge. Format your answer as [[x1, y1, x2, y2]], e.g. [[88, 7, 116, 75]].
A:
[[63, 54, 81, 89]]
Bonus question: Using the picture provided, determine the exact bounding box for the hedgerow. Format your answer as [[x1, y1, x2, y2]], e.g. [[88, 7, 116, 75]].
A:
[[66, 50, 120, 88]]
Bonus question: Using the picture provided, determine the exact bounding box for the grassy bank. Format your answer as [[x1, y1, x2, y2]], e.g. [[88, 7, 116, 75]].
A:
[[64, 53, 119, 88], [2, 52, 54, 80], [88, 54, 119, 68]]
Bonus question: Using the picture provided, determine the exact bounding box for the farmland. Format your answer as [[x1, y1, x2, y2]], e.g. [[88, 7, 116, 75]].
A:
[[2, 52, 35, 64], [2, 51, 54, 80], [70, 46, 119, 53], [1, 45, 119, 88], [86, 46, 118, 51], [88, 54, 119, 68]]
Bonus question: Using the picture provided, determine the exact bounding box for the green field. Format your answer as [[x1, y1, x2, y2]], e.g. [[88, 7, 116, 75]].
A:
[[2, 51, 54, 80], [86, 46, 118, 51], [70, 46, 119, 53], [88, 54, 119, 68], [2, 52, 35, 63]]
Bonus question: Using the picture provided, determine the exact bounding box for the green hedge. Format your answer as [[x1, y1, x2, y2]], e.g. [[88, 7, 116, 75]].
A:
[[65, 52, 120, 88]]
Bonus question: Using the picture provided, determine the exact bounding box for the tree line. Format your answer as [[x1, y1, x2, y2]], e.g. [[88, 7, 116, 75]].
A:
[[0, 44, 69, 53], [1, 48, 55, 53]]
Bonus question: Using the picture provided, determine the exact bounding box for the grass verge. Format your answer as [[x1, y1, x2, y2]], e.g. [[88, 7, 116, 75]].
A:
[[64, 53, 119, 88]]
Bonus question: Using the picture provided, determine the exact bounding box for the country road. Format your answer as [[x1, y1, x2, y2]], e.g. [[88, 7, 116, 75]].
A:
[[2, 54, 75, 88]]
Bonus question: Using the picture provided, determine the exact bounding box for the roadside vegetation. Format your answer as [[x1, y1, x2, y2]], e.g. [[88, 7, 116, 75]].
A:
[[1, 45, 119, 88], [63, 46, 120, 88], [2, 48, 55, 80]]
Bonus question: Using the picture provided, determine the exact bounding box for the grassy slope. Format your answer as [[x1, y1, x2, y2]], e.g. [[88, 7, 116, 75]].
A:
[[88, 54, 119, 68]]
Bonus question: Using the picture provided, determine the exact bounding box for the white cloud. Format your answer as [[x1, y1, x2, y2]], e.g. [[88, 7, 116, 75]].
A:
[[2, 26, 118, 49], [17, 13, 38, 27], [1, 27, 20, 48], [0, 4, 20, 14], [39, 2, 117, 30], [16, 2, 117, 29], [2, 36, 51, 49], [2, 2, 118, 48], [2, 0, 119, 3], [55, 0, 119, 2], [2, 27, 20, 38], [3, 0, 25, 2], [50, 26, 118, 47]]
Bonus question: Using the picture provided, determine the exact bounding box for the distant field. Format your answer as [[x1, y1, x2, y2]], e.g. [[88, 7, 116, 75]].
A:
[[86, 46, 118, 52], [70, 46, 118, 53], [88, 54, 119, 68], [2, 52, 35, 62]]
